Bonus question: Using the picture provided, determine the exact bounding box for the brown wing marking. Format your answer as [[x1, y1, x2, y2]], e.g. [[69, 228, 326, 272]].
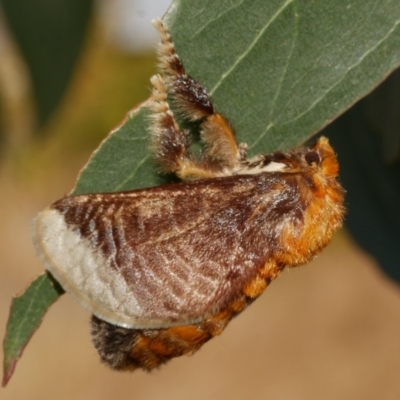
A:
[[53, 174, 293, 325]]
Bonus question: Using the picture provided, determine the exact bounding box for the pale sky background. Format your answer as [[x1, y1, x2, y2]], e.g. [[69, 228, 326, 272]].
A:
[[98, 0, 172, 52]]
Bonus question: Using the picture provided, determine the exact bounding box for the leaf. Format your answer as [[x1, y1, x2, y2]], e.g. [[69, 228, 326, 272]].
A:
[[72, 103, 161, 195], [74, 0, 400, 194], [2, 273, 64, 387], [1, 0, 94, 125], [4, 0, 400, 385], [166, 0, 400, 154]]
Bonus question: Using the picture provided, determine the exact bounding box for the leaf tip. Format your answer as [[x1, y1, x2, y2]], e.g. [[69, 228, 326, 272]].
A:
[[2, 355, 17, 387]]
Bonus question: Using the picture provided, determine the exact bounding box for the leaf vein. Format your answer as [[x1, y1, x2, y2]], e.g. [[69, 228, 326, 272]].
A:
[[210, 0, 294, 96], [190, 0, 245, 39], [279, 16, 400, 128], [114, 155, 151, 191]]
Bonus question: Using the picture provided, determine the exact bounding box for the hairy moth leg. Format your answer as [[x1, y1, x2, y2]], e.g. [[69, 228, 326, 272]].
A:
[[152, 18, 247, 169], [149, 75, 223, 180]]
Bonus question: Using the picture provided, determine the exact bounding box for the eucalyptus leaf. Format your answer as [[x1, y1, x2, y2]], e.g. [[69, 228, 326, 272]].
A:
[[2, 273, 64, 387], [75, 0, 400, 194], [166, 0, 400, 154]]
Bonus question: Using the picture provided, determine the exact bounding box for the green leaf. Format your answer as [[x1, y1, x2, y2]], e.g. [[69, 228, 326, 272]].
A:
[[2, 273, 64, 387], [4, 0, 400, 384], [165, 0, 400, 154], [74, 0, 400, 194], [72, 104, 162, 195]]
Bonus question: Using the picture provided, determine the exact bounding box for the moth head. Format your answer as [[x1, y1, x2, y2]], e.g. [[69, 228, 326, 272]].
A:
[[237, 136, 339, 178], [307, 136, 339, 178], [262, 136, 339, 176]]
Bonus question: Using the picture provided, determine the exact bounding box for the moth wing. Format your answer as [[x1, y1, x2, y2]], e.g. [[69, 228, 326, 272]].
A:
[[32, 177, 274, 329]]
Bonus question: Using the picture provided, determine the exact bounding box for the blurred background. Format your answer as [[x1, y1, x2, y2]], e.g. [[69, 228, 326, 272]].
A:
[[1, 1, 400, 399]]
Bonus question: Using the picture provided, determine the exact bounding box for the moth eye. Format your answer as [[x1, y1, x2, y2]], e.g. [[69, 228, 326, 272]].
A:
[[305, 151, 320, 166]]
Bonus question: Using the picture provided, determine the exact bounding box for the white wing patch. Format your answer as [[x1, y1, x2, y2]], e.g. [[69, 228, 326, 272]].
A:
[[236, 161, 287, 175], [31, 208, 183, 329]]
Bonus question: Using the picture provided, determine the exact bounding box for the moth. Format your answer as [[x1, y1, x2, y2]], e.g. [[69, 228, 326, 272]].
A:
[[32, 19, 345, 371]]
